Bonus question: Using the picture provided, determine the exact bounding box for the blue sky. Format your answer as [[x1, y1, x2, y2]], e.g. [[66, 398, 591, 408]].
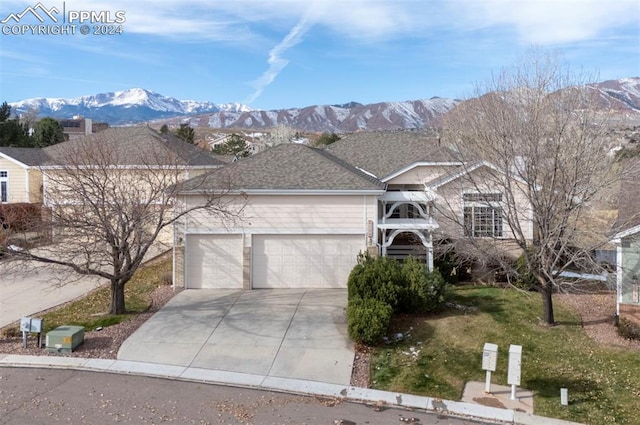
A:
[[0, 0, 638, 110]]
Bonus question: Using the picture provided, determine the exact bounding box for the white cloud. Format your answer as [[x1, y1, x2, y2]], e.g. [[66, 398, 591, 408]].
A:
[[451, 0, 640, 45], [5, 0, 633, 46], [245, 2, 328, 104]]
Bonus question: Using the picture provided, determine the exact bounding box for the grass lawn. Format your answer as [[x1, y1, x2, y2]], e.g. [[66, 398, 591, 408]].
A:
[[370, 285, 640, 425], [29, 257, 172, 334]]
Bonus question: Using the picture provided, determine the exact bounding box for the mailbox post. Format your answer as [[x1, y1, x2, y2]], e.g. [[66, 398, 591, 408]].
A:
[[481, 342, 498, 393], [20, 317, 44, 348], [507, 344, 522, 400]]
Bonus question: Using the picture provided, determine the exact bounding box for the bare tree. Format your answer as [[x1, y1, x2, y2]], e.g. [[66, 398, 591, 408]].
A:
[[2, 129, 242, 314], [438, 51, 625, 325]]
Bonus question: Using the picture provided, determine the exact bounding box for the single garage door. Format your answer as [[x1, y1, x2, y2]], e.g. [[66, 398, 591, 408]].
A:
[[186, 234, 243, 289], [252, 234, 364, 288]]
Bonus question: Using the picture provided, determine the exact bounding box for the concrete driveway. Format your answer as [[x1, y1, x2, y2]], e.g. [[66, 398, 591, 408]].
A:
[[117, 289, 355, 385], [0, 261, 103, 329]]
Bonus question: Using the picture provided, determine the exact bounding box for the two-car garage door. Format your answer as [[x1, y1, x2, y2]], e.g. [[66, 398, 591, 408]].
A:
[[252, 234, 363, 288], [185, 234, 363, 289]]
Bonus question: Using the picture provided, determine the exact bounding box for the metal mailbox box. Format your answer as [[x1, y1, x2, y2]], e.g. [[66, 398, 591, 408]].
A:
[[482, 342, 498, 372], [20, 317, 43, 333]]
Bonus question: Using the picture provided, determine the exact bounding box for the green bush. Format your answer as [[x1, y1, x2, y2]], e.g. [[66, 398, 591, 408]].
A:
[[401, 256, 448, 313], [514, 252, 538, 290], [347, 252, 404, 309], [617, 318, 640, 340], [347, 297, 393, 345], [433, 240, 473, 284]]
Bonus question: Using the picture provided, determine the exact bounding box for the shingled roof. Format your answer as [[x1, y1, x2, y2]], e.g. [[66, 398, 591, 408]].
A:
[[2, 127, 223, 168], [0, 147, 50, 166], [180, 143, 385, 193], [325, 131, 459, 179], [42, 126, 224, 167], [614, 158, 640, 233]]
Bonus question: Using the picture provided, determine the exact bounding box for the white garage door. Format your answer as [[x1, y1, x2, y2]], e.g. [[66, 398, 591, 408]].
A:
[[252, 234, 364, 288], [186, 234, 243, 289]]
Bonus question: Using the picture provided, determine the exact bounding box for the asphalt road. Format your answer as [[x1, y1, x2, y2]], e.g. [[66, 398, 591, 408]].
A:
[[0, 368, 491, 425]]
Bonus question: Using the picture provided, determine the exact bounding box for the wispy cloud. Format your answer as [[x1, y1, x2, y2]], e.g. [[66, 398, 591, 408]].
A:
[[450, 0, 640, 45], [244, 2, 330, 104], [2, 72, 134, 90]]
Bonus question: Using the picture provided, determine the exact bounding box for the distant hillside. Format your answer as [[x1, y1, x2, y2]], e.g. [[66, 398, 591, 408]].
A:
[[9, 77, 640, 132]]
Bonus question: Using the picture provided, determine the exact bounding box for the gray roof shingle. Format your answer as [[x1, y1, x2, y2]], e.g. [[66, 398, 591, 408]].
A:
[[42, 126, 224, 167], [614, 158, 640, 232], [181, 143, 385, 192], [0, 147, 50, 166], [2, 127, 223, 168], [325, 131, 459, 179]]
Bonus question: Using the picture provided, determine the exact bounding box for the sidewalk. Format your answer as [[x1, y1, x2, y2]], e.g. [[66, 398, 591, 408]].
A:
[[0, 353, 584, 425]]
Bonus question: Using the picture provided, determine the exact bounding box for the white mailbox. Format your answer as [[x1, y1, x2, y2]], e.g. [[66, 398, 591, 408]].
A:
[[507, 344, 522, 386], [482, 343, 498, 372]]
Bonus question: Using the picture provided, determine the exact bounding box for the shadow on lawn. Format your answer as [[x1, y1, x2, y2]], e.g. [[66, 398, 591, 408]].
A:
[[446, 287, 507, 319], [526, 376, 602, 405]]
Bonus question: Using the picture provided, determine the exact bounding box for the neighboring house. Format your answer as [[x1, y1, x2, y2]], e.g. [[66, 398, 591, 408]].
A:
[[610, 160, 640, 325], [1, 127, 225, 244], [0, 147, 49, 203], [208, 133, 257, 154], [174, 131, 533, 290], [59, 117, 109, 139]]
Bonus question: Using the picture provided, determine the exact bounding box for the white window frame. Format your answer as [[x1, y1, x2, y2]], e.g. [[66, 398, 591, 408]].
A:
[[0, 171, 8, 203], [463, 192, 503, 238]]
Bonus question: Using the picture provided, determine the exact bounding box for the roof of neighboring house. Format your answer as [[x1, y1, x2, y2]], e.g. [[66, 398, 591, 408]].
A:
[[325, 131, 459, 179], [180, 143, 385, 193], [613, 159, 640, 237], [41, 126, 224, 167], [0, 147, 50, 167]]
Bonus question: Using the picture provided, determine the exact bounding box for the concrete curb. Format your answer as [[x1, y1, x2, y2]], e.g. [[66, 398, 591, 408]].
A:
[[0, 355, 583, 425]]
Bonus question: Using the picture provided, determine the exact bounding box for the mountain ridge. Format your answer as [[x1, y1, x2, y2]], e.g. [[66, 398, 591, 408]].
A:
[[8, 78, 640, 132]]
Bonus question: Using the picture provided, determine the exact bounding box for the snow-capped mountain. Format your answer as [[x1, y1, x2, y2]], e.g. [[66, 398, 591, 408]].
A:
[[197, 97, 459, 132], [9, 88, 251, 125], [586, 78, 640, 112], [8, 78, 639, 132]]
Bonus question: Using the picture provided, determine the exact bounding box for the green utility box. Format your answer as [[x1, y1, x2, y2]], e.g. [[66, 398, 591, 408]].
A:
[[45, 326, 85, 353]]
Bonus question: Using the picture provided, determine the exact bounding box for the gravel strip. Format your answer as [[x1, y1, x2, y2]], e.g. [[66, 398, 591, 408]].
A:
[[557, 291, 640, 350]]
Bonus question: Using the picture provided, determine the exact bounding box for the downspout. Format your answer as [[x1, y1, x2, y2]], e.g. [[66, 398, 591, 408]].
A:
[[25, 167, 30, 203], [616, 242, 623, 324], [381, 200, 387, 257]]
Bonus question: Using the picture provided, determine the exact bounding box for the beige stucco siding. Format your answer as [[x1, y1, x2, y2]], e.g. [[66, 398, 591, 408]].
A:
[[433, 167, 533, 241], [27, 169, 43, 203], [0, 158, 29, 203], [185, 194, 378, 233], [386, 165, 456, 186]]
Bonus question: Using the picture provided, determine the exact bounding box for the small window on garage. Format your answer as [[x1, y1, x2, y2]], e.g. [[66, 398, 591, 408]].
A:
[[0, 171, 8, 203]]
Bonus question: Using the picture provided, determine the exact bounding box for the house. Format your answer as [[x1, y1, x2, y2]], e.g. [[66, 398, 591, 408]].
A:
[[174, 131, 533, 290], [0, 147, 49, 203], [1, 127, 225, 244], [610, 160, 640, 325], [207, 133, 258, 154], [59, 117, 109, 139]]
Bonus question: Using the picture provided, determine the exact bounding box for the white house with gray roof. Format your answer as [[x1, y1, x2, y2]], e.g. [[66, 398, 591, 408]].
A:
[[174, 131, 534, 290]]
